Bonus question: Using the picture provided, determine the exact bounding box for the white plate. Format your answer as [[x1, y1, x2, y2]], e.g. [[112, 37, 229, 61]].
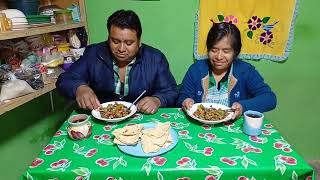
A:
[[186, 103, 234, 125], [117, 122, 178, 157], [91, 101, 137, 123]]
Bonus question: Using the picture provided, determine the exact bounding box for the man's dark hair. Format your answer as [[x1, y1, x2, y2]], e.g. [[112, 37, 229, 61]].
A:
[[107, 9, 142, 39], [206, 22, 242, 57]]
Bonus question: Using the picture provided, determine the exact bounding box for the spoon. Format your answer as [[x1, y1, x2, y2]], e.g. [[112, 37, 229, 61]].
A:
[[129, 90, 146, 109]]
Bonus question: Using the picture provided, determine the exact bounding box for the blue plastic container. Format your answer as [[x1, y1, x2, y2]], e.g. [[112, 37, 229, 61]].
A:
[[7, 0, 39, 15]]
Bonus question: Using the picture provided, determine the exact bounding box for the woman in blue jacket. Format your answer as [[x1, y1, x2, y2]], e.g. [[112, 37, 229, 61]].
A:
[[177, 22, 276, 119]]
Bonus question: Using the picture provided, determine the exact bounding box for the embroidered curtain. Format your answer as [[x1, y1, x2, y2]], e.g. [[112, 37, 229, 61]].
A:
[[194, 0, 299, 61]]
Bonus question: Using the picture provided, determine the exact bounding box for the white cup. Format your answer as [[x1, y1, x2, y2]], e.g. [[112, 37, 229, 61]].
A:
[[243, 110, 264, 136]]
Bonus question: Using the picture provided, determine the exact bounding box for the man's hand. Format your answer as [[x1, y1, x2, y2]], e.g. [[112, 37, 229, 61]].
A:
[[182, 98, 194, 111], [136, 96, 161, 114], [231, 102, 243, 120], [76, 85, 101, 110]]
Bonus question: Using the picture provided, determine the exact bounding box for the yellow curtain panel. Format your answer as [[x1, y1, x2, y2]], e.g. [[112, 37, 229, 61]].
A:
[[195, 0, 299, 61]]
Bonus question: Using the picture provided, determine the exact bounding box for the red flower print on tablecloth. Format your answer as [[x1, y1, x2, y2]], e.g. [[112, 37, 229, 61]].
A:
[[141, 156, 167, 175], [43, 139, 66, 155], [75, 176, 84, 180], [178, 130, 192, 139], [96, 158, 109, 167], [161, 113, 171, 119], [237, 176, 257, 180], [72, 167, 91, 180], [220, 155, 257, 169], [220, 157, 237, 166], [47, 159, 71, 171], [177, 178, 190, 180], [93, 133, 113, 145], [203, 166, 223, 180], [223, 121, 234, 127], [205, 175, 216, 180], [184, 142, 214, 156], [30, 158, 44, 168], [95, 157, 127, 169], [261, 129, 277, 135], [199, 133, 225, 144], [306, 176, 312, 180], [54, 130, 67, 137], [273, 137, 292, 153], [231, 138, 262, 153], [152, 156, 167, 166], [264, 124, 273, 128], [104, 124, 117, 131], [131, 113, 143, 120], [106, 177, 124, 180], [72, 143, 98, 157], [202, 124, 212, 130], [249, 136, 267, 144], [274, 154, 297, 175], [176, 157, 197, 169], [171, 122, 190, 129]]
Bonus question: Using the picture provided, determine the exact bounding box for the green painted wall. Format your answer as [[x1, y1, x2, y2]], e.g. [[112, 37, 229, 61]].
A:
[[85, 0, 320, 160]]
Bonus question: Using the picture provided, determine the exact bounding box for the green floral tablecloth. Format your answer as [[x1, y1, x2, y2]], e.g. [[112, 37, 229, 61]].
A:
[[21, 108, 314, 180]]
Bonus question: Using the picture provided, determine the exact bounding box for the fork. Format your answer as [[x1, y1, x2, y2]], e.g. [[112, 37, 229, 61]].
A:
[[226, 108, 236, 112]]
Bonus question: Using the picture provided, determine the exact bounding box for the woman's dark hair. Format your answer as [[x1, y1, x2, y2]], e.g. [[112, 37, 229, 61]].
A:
[[107, 9, 142, 39], [206, 22, 242, 57]]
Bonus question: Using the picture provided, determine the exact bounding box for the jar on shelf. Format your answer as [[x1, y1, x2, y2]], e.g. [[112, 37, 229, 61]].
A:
[[54, 9, 73, 24], [0, 13, 12, 32]]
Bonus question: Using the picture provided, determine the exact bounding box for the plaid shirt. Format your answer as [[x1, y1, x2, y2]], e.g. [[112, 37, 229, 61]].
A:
[[113, 58, 136, 98]]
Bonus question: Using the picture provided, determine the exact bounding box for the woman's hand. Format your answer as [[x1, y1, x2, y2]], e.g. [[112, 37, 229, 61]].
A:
[[182, 98, 195, 111], [76, 85, 101, 110], [231, 102, 243, 119], [137, 96, 161, 114]]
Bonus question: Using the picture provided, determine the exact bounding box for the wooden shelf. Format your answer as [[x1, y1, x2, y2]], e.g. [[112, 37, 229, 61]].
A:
[[0, 22, 86, 40], [0, 0, 87, 115], [0, 79, 57, 115]]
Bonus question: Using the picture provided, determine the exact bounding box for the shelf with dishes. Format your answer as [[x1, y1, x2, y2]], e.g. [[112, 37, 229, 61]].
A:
[[0, 0, 87, 115], [0, 21, 86, 40]]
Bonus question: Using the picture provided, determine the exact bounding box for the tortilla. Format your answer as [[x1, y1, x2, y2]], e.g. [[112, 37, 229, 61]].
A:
[[112, 124, 144, 136], [112, 124, 144, 145], [140, 122, 173, 153]]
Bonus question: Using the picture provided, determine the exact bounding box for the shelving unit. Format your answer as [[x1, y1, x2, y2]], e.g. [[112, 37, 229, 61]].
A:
[[0, 22, 86, 40], [0, 0, 87, 115], [0, 79, 57, 115]]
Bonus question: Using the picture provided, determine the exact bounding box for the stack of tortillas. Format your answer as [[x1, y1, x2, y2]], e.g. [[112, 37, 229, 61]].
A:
[[141, 122, 173, 153], [112, 124, 144, 145], [112, 122, 173, 153]]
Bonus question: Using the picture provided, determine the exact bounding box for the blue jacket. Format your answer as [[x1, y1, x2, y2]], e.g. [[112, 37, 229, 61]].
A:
[[56, 41, 178, 107], [177, 59, 277, 112]]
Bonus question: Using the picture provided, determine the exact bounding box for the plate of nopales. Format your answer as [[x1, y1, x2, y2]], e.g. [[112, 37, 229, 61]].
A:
[[186, 103, 234, 125], [91, 101, 137, 123]]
